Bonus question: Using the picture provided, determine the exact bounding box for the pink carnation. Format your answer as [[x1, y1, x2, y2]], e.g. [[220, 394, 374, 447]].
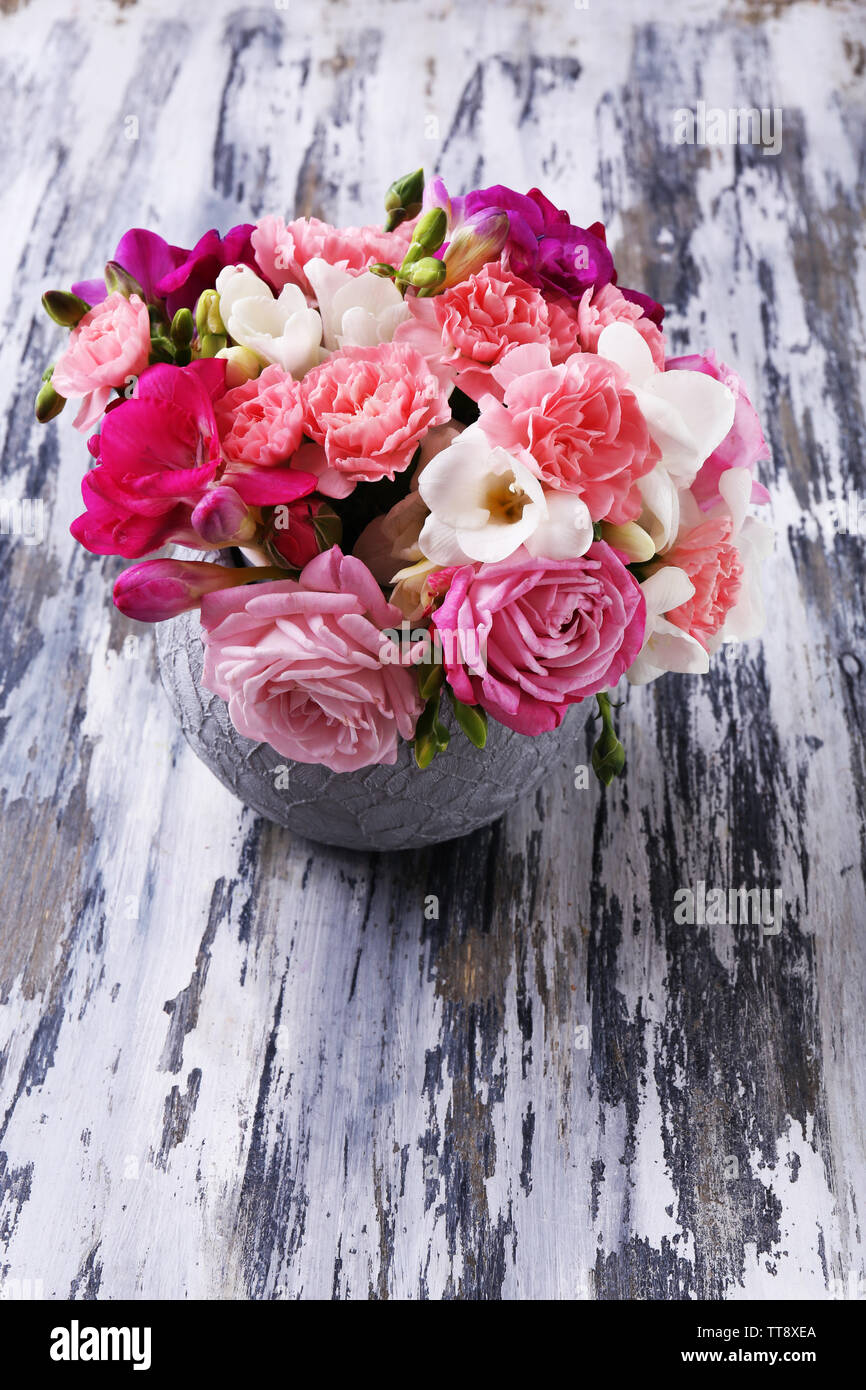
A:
[[663, 519, 744, 648], [200, 547, 423, 773], [300, 342, 451, 498], [576, 284, 666, 370], [395, 260, 556, 401], [52, 291, 151, 432], [479, 343, 658, 524], [668, 351, 770, 510], [432, 543, 645, 734], [216, 364, 305, 469], [252, 215, 413, 299]]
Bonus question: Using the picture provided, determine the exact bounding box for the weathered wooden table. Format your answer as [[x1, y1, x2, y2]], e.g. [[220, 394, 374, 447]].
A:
[[1, 0, 864, 1301]]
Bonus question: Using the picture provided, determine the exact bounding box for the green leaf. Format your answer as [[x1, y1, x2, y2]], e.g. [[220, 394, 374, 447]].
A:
[[417, 662, 444, 702], [450, 695, 487, 748]]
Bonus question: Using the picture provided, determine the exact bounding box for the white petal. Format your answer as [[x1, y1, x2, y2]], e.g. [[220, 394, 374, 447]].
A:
[[638, 462, 680, 551], [647, 370, 735, 471], [640, 564, 695, 621], [634, 387, 704, 484], [524, 491, 593, 559], [418, 514, 471, 565], [648, 618, 711, 674], [216, 265, 273, 322], [717, 465, 753, 538], [458, 504, 541, 562], [597, 322, 656, 386]]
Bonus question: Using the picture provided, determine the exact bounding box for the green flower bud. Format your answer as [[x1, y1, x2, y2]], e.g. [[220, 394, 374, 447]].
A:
[[195, 289, 225, 338], [369, 263, 397, 278], [405, 257, 447, 290], [35, 378, 65, 422], [198, 332, 227, 358], [149, 334, 176, 363], [170, 307, 194, 346], [411, 207, 447, 254], [104, 261, 144, 300], [591, 693, 626, 786], [384, 167, 424, 231], [41, 290, 90, 327]]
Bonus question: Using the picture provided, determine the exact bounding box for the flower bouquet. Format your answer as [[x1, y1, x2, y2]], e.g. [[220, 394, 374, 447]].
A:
[[37, 170, 772, 845]]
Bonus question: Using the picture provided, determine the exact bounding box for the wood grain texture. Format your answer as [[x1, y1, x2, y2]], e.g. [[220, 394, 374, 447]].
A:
[[1, 0, 864, 1301]]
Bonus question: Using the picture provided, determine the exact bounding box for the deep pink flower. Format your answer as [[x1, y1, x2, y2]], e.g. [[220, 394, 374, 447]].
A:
[[300, 342, 451, 497], [432, 543, 646, 733], [52, 291, 151, 431], [200, 547, 424, 772], [71, 227, 190, 307], [155, 225, 259, 317], [479, 344, 658, 524], [668, 351, 770, 510], [71, 359, 228, 557]]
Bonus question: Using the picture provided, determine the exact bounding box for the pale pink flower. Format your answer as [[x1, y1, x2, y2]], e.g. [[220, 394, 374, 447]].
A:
[[576, 284, 666, 370], [200, 548, 423, 773], [479, 343, 658, 524], [52, 291, 151, 431], [215, 364, 305, 469], [394, 260, 554, 401], [300, 342, 451, 497], [252, 215, 413, 300], [663, 517, 744, 648]]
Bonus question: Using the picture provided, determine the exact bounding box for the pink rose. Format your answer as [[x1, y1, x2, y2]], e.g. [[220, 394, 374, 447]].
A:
[[300, 342, 451, 497], [200, 548, 424, 772], [52, 291, 151, 431], [432, 542, 646, 734], [395, 260, 555, 401], [662, 519, 744, 648], [252, 215, 414, 300], [576, 284, 666, 370], [668, 351, 770, 510], [479, 344, 658, 524]]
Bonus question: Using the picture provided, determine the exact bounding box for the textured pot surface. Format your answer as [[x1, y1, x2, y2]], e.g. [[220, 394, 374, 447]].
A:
[[156, 608, 578, 851]]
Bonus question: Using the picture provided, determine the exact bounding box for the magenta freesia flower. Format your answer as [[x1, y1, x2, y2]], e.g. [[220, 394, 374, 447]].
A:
[[667, 351, 770, 510], [72, 228, 190, 307], [71, 360, 227, 557], [432, 543, 646, 734], [155, 225, 259, 316], [200, 548, 424, 772]]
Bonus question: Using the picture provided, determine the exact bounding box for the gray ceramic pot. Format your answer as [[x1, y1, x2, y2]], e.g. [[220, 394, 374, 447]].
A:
[[156, 607, 578, 851]]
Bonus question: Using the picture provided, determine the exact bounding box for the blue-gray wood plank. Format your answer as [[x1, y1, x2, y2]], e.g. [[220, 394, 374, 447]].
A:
[[0, 0, 864, 1300]]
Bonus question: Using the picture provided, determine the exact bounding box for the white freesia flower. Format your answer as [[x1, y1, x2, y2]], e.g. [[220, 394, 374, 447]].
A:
[[304, 258, 409, 351], [417, 423, 593, 565], [628, 566, 710, 685], [215, 265, 322, 378], [598, 322, 736, 488]]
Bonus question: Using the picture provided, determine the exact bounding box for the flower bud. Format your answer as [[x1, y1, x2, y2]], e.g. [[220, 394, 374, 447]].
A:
[[410, 208, 447, 255], [113, 558, 286, 622], [268, 497, 341, 569], [215, 344, 261, 388], [42, 290, 91, 327], [442, 211, 509, 287], [35, 376, 65, 422], [369, 263, 396, 279], [191, 486, 258, 546], [104, 261, 144, 300], [198, 332, 227, 358], [384, 167, 424, 231], [170, 307, 194, 346], [405, 256, 447, 291], [601, 521, 656, 563], [195, 289, 225, 338]]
